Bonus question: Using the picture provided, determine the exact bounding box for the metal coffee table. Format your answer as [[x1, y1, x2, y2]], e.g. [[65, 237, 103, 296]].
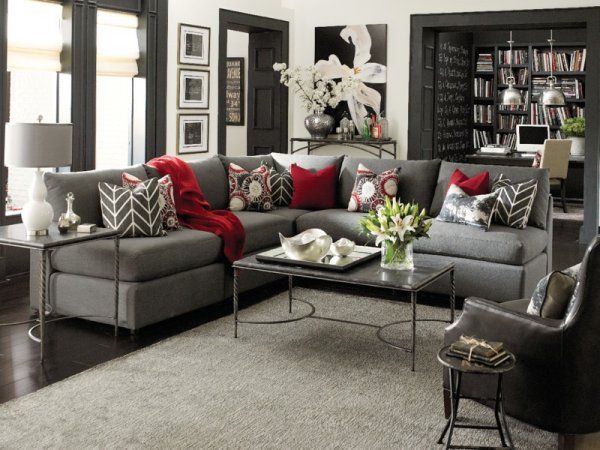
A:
[[232, 252, 455, 371]]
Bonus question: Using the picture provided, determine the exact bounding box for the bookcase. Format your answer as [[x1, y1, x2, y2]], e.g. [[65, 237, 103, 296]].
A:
[[472, 43, 586, 150]]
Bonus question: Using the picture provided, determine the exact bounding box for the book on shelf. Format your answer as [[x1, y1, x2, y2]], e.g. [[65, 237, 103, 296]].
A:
[[498, 114, 527, 130], [498, 49, 527, 65], [473, 129, 492, 149], [496, 133, 517, 150], [476, 53, 493, 72], [531, 104, 584, 126], [532, 77, 584, 100], [533, 48, 586, 72], [474, 77, 493, 97], [473, 104, 493, 124], [499, 67, 529, 85]]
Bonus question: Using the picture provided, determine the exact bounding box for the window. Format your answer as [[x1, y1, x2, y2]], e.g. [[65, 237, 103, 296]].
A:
[[5, 0, 66, 216], [95, 10, 141, 170]]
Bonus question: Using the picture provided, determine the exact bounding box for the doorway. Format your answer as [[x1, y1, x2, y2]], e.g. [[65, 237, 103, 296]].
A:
[[218, 9, 289, 157], [408, 8, 600, 244]]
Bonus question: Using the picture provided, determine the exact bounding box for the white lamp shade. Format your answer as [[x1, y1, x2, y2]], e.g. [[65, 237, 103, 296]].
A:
[[4, 123, 72, 168]]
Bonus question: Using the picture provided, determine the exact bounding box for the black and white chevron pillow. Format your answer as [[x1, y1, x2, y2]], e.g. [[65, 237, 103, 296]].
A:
[[268, 167, 293, 207], [99, 178, 165, 238], [492, 175, 538, 229]]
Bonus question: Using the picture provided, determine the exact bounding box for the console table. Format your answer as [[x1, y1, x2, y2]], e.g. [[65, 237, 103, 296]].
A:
[[466, 152, 584, 200], [290, 136, 397, 159]]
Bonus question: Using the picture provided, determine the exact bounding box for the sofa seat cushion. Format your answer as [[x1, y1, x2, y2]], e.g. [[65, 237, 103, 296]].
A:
[[295, 209, 370, 244], [51, 229, 222, 282], [233, 211, 294, 254], [413, 221, 548, 265]]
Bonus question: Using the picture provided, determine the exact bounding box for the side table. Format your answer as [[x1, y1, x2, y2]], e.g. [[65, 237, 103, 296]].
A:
[[437, 345, 516, 449], [0, 224, 120, 363]]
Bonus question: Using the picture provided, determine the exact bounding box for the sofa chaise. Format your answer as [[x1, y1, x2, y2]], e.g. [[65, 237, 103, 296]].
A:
[[30, 153, 552, 331]]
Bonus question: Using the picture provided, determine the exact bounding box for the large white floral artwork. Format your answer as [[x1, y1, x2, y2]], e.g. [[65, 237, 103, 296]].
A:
[[315, 24, 387, 129]]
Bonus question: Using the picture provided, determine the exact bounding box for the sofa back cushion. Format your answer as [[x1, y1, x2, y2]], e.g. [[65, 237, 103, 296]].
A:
[[218, 154, 274, 171], [430, 161, 550, 229], [338, 158, 441, 212], [187, 156, 229, 210], [271, 153, 344, 174], [45, 165, 148, 225]]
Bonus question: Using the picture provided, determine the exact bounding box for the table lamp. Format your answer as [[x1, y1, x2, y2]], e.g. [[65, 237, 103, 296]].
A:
[[4, 122, 72, 236]]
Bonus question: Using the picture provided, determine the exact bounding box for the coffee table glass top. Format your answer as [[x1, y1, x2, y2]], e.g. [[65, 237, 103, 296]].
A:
[[235, 248, 454, 292]]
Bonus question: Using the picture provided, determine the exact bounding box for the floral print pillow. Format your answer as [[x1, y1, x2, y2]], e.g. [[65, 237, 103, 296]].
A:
[[227, 163, 273, 212]]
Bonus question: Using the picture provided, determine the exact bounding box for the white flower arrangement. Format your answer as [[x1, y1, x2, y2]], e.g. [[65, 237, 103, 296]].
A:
[[273, 62, 358, 114]]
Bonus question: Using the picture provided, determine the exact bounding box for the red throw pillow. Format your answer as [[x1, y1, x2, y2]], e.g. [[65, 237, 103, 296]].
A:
[[447, 169, 490, 196], [289, 163, 337, 209]]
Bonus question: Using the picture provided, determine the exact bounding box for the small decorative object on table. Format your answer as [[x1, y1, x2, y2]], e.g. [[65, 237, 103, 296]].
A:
[[448, 335, 511, 367], [62, 192, 81, 231], [279, 228, 333, 262], [360, 198, 432, 270], [330, 237, 355, 256], [273, 63, 358, 139]]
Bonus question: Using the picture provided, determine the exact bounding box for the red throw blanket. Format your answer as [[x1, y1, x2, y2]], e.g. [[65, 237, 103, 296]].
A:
[[147, 155, 245, 263]]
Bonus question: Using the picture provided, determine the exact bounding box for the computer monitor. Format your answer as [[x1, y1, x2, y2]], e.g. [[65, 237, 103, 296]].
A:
[[516, 124, 550, 153]]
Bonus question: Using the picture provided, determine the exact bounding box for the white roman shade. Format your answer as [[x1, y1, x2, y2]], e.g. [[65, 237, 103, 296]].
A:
[[97, 10, 140, 77], [7, 0, 63, 72]]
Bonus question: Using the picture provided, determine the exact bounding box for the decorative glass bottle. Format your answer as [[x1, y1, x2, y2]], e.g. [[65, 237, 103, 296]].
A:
[[379, 111, 389, 139], [63, 192, 81, 231]]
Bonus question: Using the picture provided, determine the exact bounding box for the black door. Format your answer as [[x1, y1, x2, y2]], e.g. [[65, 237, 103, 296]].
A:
[[413, 28, 436, 160], [247, 30, 284, 155]]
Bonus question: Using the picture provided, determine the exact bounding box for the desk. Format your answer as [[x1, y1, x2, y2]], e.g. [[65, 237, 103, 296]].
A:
[[466, 152, 584, 200], [290, 136, 397, 159]]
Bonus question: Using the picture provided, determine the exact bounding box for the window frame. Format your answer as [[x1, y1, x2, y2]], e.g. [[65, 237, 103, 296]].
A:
[[0, 0, 168, 225]]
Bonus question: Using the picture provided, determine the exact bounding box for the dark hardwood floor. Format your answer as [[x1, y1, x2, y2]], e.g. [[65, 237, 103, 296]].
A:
[[0, 218, 588, 404]]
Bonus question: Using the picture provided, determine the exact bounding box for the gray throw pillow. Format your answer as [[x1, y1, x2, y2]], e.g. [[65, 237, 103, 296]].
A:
[[528, 264, 579, 319], [492, 174, 538, 229], [436, 185, 498, 230], [99, 178, 165, 238]]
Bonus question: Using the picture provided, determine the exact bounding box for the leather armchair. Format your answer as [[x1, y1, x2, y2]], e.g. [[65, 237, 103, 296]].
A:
[[443, 236, 600, 435]]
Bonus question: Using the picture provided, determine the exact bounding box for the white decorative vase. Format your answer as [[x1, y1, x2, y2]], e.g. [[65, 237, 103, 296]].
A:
[[22, 169, 53, 236], [569, 136, 585, 156]]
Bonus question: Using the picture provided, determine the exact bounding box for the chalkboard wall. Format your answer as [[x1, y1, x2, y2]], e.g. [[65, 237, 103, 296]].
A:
[[434, 32, 472, 162]]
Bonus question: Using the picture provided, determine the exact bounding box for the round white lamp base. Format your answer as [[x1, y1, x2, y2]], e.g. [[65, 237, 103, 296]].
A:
[[22, 169, 53, 236]]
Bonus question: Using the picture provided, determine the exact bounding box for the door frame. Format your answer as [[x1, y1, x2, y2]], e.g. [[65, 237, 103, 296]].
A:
[[217, 9, 289, 156], [408, 7, 600, 244]]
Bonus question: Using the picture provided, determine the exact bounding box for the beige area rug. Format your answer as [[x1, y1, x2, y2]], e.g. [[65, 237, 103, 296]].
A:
[[0, 288, 555, 449]]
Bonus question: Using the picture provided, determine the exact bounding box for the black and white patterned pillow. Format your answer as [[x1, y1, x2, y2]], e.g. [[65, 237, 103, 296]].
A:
[[492, 175, 538, 229], [268, 167, 293, 207], [99, 178, 165, 238], [437, 185, 498, 230]]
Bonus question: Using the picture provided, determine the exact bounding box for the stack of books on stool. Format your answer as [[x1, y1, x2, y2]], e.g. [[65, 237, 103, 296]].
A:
[[448, 336, 511, 367]]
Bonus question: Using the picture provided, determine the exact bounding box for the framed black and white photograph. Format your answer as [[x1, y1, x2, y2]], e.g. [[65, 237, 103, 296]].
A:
[[315, 24, 387, 128], [178, 69, 209, 109], [177, 114, 209, 155], [178, 24, 210, 66]]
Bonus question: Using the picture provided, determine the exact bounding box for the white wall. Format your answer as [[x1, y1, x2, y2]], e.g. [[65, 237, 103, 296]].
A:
[[225, 30, 249, 157], [282, 0, 600, 160], [167, 0, 294, 161]]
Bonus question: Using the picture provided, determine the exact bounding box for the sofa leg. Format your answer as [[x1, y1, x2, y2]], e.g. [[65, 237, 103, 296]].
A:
[[558, 434, 575, 450], [443, 388, 451, 419]]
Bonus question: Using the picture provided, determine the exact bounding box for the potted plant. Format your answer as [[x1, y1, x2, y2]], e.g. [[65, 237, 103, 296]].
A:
[[273, 63, 357, 139], [360, 198, 432, 270], [560, 117, 585, 156]]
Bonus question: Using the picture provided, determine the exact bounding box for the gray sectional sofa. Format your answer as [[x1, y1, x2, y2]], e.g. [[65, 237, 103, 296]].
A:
[[30, 153, 552, 331]]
